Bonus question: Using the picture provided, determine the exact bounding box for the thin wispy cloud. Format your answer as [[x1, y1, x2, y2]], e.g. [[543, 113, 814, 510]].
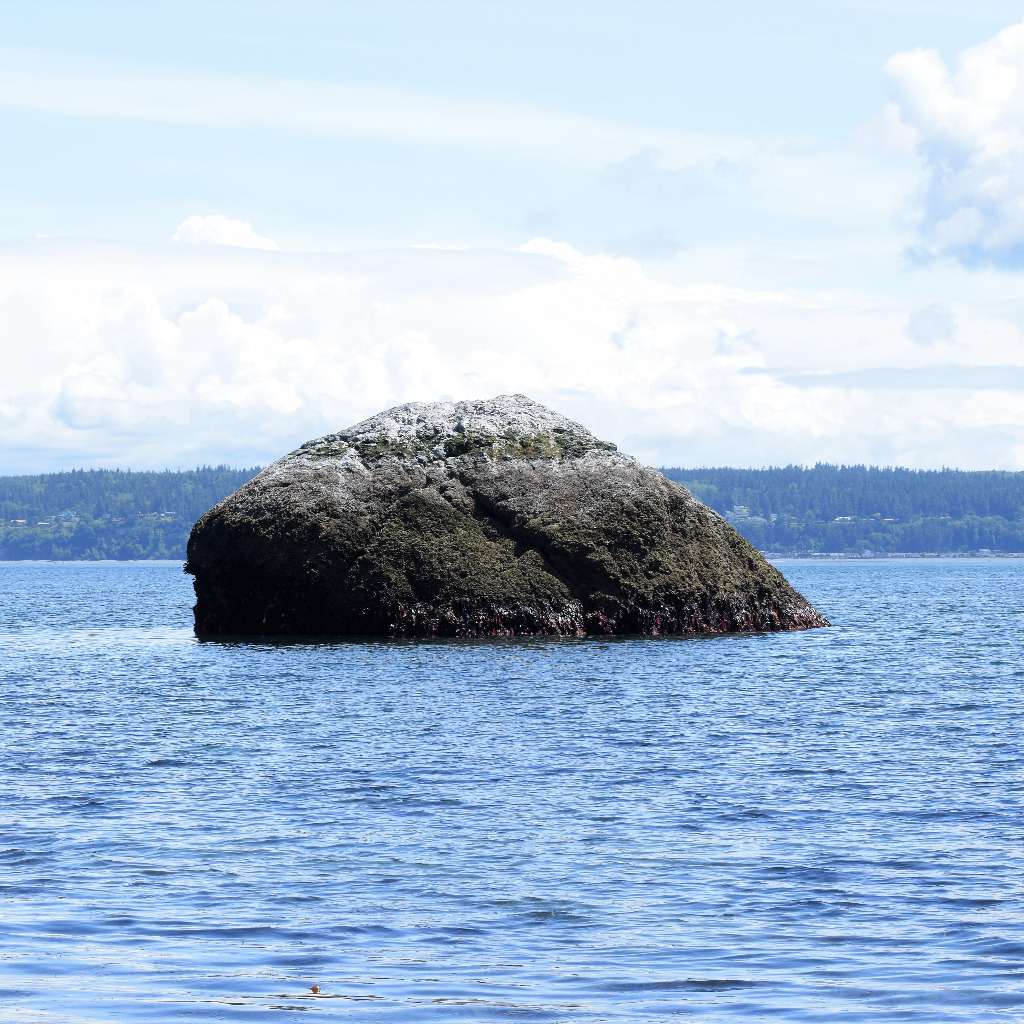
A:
[[0, 43, 908, 234], [0, 41, 922, 259], [0, 46, 709, 163]]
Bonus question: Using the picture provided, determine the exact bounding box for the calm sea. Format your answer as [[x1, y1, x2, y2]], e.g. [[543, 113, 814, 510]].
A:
[[1, 561, 1022, 1022]]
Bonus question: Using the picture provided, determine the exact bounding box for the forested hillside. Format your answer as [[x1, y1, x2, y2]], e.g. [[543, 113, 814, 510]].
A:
[[3, 463, 1024, 559], [663, 465, 1024, 554], [0, 467, 260, 560]]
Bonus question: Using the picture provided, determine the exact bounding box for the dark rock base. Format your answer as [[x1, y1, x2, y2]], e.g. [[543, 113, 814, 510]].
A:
[[193, 580, 829, 638]]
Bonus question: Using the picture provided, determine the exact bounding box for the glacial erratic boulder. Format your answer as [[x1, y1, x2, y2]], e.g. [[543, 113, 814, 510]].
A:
[[185, 395, 829, 637]]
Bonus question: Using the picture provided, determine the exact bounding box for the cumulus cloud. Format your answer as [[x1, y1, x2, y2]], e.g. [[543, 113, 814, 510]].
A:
[[172, 214, 279, 250], [1, 238, 1024, 472], [886, 19, 1024, 265]]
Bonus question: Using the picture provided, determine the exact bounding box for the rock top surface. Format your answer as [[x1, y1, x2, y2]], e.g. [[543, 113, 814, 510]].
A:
[[290, 394, 618, 465], [186, 395, 829, 637]]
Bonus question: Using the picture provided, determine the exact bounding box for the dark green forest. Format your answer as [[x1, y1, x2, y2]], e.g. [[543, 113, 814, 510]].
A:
[[0, 467, 260, 560], [3, 462, 1024, 559], [663, 464, 1024, 554]]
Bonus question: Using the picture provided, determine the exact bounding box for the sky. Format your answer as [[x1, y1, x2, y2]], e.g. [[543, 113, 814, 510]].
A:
[[4, 0, 1024, 471]]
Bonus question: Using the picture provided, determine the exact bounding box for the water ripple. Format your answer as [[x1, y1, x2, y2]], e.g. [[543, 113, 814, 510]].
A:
[[0, 560, 1022, 1020]]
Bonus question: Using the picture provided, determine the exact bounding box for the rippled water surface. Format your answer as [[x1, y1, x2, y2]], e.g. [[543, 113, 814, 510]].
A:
[[1, 560, 1023, 1022]]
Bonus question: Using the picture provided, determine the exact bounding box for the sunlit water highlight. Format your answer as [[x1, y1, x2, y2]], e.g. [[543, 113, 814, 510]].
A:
[[0, 560, 1022, 1022]]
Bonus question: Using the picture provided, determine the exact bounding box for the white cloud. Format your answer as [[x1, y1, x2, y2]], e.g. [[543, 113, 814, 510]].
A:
[[2, 237, 1024, 472], [886, 18, 1024, 265], [172, 214, 279, 250]]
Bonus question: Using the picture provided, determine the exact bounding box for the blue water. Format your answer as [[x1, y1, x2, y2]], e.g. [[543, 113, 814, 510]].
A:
[[1, 561, 1022, 1022]]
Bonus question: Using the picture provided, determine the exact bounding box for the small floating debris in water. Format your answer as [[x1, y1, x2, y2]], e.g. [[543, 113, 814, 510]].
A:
[[310, 985, 321, 994]]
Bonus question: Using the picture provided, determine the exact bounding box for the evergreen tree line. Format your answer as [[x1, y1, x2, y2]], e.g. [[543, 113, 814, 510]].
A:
[[3, 463, 1024, 559], [662, 464, 1024, 554], [0, 467, 261, 560]]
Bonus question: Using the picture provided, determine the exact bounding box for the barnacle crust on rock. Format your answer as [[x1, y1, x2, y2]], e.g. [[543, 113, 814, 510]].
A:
[[185, 395, 830, 637]]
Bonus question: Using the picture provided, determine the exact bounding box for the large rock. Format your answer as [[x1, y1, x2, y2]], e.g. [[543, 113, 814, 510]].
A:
[[186, 395, 829, 637]]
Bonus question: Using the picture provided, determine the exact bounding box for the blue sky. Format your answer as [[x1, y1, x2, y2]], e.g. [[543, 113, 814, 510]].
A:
[[3, 1, 1024, 470]]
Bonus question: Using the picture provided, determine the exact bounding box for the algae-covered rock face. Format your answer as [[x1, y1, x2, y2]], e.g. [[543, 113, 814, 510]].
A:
[[186, 395, 829, 637]]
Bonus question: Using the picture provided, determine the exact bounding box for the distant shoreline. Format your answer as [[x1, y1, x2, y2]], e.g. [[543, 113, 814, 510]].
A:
[[7, 465, 1024, 562], [1, 556, 1022, 566], [765, 553, 1024, 561], [0, 559, 185, 565]]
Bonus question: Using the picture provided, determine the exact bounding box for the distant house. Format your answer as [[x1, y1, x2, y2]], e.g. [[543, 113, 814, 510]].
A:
[[724, 505, 751, 521]]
